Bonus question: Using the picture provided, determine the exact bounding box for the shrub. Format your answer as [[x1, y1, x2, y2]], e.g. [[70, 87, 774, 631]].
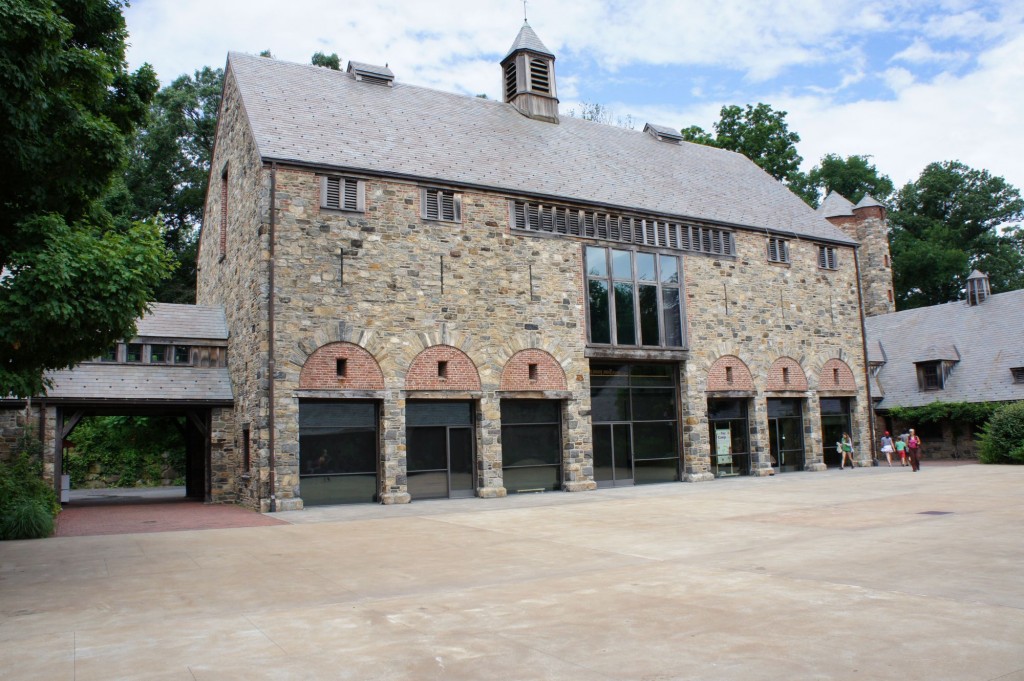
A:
[[0, 498, 54, 540], [0, 438, 60, 540], [65, 416, 186, 487], [978, 401, 1024, 464]]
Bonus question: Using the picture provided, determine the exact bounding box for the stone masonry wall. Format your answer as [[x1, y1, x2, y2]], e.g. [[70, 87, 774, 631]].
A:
[[269, 170, 594, 504], [196, 67, 271, 510], [828, 207, 895, 318], [682, 231, 872, 477]]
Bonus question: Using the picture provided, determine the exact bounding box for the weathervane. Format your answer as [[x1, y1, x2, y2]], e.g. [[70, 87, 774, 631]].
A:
[[523, 0, 528, 22]]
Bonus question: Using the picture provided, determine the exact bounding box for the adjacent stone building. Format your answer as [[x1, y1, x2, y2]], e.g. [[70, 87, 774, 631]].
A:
[[865, 272, 1024, 458], [193, 22, 887, 511]]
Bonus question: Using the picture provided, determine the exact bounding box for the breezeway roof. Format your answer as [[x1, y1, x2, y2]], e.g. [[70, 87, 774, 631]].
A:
[[227, 52, 855, 245], [43, 365, 233, 405]]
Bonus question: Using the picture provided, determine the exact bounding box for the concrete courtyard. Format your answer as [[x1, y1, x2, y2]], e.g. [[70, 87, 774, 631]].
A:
[[1, 462, 1022, 680]]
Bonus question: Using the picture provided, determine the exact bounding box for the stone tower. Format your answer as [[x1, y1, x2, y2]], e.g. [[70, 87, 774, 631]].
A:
[[818, 192, 896, 317], [501, 22, 559, 123]]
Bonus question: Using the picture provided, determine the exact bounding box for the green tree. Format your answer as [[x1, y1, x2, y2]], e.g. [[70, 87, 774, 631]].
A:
[[0, 0, 173, 397], [977, 401, 1024, 464], [110, 67, 224, 303], [311, 51, 340, 70], [681, 103, 803, 184], [802, 154, 895, 208], [890, 161, 1024, 309]]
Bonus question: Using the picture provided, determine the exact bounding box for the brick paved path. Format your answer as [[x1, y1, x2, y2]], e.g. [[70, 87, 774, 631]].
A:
[[55, 497, 286, 537]]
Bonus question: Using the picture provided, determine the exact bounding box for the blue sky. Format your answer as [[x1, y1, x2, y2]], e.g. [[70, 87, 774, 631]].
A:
[[123, 0, 1024, 194]]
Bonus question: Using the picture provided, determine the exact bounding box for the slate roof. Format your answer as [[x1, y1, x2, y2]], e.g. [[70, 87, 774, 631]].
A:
[[817, 191, 855, 218], [43, 365, 233, 404], [504, 22, 554, 58], [227, 52, 855, 245], [865, 289, 1024, 408], [136, 303, 228, 341]]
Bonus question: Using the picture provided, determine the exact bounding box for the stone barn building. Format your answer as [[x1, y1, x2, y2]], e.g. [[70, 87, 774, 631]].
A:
[[190, 22, 890, 511]]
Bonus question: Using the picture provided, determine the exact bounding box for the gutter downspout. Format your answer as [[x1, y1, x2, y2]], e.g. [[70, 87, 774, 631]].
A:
[[852, 247, 877, 464], [267, 162, 278, 512]]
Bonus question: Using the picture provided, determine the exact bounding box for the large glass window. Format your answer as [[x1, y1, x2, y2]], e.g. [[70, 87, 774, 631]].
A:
[[299, 401, 379, 505], [501, 400, 561, 493], [767, 398, 805, 473], [591, 364, 680, 486], [586, 247, 685, 348]]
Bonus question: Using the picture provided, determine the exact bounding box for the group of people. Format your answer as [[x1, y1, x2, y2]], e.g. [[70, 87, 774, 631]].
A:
[[879, 430, 923, 471], [837, 429, 923, 471]]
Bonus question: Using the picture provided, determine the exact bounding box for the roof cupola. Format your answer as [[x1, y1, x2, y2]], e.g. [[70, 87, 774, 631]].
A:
[[501, 21, 559, 123], [966, 270, 991, 306]]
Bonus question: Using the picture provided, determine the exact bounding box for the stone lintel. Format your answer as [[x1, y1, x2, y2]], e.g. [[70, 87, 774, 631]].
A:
[[706, 390, 755, 398], [292, 389, 388, 400], [495, 390, 573, 399], [381, 492, 412, 504], [401, 390, 483, 400], [816, 390, 857, 397], [584, 347, 689, 362], [764, 390, 810, 398]]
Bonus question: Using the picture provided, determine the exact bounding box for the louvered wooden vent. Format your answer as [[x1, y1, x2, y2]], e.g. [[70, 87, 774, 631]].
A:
[[529, 58, 550, 94], [818, 245, 838, 270], [320, 177, 364, 211], [423, 188, 462, 222], [1012, 367, 1024, 384], [504, 63, 517, 100], [510, 200, 736, 256], [767, 237, 790, 263]]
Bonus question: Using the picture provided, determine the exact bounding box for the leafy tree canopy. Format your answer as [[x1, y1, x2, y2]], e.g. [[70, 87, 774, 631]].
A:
[[890, 161, 1024, 309], [108, 66, 224, 303], [680, 103, 802, 183], [311, 51, 340, 70], [801, 153, 895, 208], [567, 101, 636, 130], [0, 0, 172, 397]]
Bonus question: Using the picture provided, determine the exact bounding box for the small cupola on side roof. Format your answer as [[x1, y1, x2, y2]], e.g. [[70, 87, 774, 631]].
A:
[[347, 61, 394, 86], [966, 270, 991, 306], [501, 21, 559, 123]]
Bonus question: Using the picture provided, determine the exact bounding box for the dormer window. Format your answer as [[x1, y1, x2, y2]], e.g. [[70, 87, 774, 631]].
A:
[[321, 176, 365, 212], [422, 188, 462, 222], [918, 362, 943, 390]]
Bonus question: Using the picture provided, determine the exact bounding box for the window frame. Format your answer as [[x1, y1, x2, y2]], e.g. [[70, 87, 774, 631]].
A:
[[421, 187, 462, 223], [584, 245, 686, 350], [917, 361, 943, 391], [320, 176, 365, 212], [767, 237, 790, 264], [817, 245, 838, 270]]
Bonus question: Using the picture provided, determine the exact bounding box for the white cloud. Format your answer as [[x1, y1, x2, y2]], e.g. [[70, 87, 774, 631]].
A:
[[891, 38, 969, 66]]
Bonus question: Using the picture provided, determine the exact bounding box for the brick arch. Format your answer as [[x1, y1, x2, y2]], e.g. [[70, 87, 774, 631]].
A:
[[299, 342, 385, 390], [406, 345, 482, 391], [499, 349, 567, 391], [817, 358, 857, 393], [765, 357, 809, 392], [706, 355, 754, 392]]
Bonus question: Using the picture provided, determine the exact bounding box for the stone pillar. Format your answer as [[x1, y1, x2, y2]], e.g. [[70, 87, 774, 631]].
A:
[[563, 392, 596, 492], [750, 394, 772, 475], [749, 395, 772, 476], [476, 393, 506, 498], [381, 390, 410, 504], [852, 396, 872, 467], [681, 363, 713, 482], [804, 396, 827, 471]]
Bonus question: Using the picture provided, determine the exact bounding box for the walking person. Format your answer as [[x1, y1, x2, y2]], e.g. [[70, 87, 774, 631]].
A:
[[839, 432, 856, 469], [907, 429, 922, 472], [896, 432, 908, 466], [880, 431, 895, 466]]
